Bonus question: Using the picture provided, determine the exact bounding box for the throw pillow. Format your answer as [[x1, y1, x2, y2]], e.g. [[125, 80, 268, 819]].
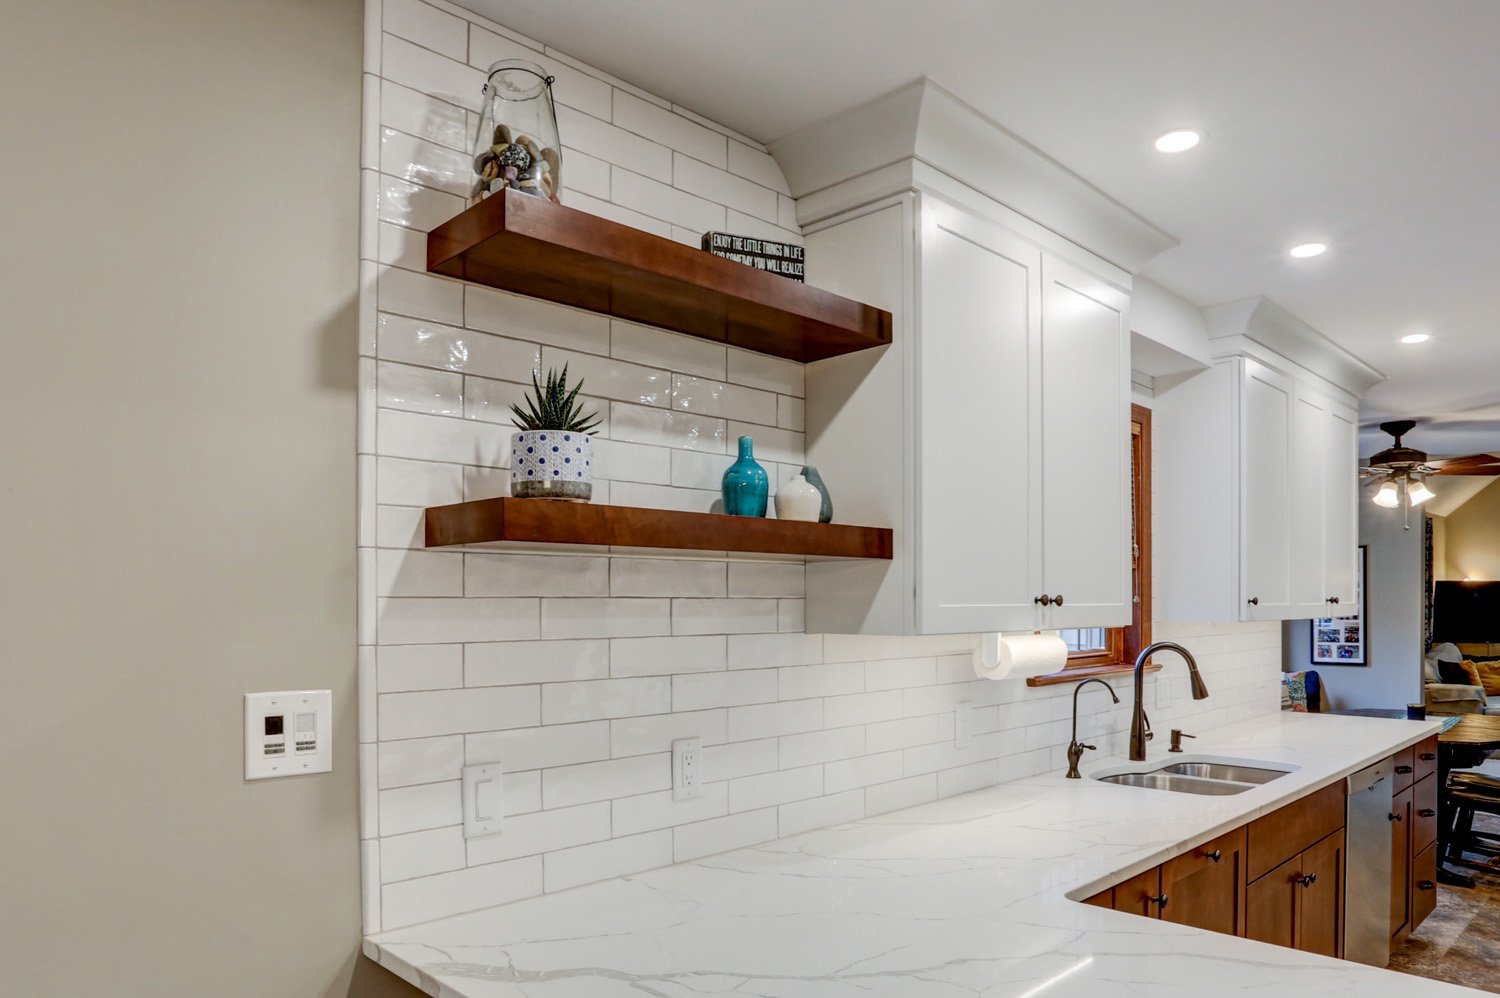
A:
[[1438, 659, 1479, 686], [1461, 659, 1486, 689], [1476, 660, 1500, 697]]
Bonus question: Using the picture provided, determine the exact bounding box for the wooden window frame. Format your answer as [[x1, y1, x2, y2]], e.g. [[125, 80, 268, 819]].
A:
[[1028, 404, 1154, 686]]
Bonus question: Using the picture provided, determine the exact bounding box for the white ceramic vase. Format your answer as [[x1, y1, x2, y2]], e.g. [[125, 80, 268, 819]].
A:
[[775, 474, 822, 522]]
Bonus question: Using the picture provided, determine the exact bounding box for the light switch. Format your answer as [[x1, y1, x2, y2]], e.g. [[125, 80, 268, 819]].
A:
[[245, 690, 332, 780], [463, 763, 503, 839]]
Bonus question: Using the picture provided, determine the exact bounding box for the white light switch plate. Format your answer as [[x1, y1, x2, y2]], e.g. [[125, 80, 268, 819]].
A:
[[463, 763, 504, 839], [244, 690, 332, 780], [954, 701, 973, 748]]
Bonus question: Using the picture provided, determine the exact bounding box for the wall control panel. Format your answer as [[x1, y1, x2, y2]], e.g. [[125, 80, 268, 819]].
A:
[[462, 763, 504, 839], [245, 690, 332, 780]]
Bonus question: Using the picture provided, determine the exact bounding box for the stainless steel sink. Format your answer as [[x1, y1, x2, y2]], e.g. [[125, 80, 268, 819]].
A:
[[1158, 762, 1286, 785], [1096, 772, 1253, 795]]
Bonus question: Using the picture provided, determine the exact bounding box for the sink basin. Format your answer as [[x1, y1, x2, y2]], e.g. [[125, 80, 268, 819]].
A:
[[1159, 762, 1286, 784], [1096, 772, 1253, 795]]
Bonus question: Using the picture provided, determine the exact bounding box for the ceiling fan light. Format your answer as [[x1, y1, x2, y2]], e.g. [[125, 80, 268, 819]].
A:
[[1407, 479, 1436, 506], [1372, 480, 1400, 508]]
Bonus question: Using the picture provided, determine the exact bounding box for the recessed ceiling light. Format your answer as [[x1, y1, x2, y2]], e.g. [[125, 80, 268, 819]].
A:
[[1401, 332, 1431, 344], [1289, 242, 1327, 259], [1153, 129, 1203, 153]]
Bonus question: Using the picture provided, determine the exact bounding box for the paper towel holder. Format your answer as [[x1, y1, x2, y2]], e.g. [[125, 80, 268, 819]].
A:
[[976, 630, 1047, 672]]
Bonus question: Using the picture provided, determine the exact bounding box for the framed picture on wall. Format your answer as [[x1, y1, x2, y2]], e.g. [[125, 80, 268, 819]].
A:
[[1310, 545, 1368, 666]]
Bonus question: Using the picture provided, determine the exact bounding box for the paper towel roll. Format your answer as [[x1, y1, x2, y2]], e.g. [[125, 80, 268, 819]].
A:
[[973, 632, 1069, 680]]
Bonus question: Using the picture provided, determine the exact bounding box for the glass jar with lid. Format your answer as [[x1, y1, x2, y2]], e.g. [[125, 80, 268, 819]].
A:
[[470, 59, 562, 205]]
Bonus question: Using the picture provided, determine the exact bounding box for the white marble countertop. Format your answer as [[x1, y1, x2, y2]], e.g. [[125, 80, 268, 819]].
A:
[[366, 712, 1484, 997]]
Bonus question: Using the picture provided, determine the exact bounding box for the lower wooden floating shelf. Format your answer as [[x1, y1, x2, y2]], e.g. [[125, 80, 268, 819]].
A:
[[424, 498, 893, 560]]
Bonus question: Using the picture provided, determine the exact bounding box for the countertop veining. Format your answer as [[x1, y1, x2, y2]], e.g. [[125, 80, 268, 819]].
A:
[[365, 711, 1482, 996]]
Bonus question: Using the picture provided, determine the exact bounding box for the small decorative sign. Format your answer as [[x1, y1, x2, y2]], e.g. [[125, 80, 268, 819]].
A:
[[701, 232, 805, 282]]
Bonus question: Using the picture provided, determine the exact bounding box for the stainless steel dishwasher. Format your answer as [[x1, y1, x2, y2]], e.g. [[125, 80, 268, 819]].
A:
[[1344, 758, 1395, 965]]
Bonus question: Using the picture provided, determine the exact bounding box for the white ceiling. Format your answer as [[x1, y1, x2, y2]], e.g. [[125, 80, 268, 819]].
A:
[[464, 0, 1500, 455]]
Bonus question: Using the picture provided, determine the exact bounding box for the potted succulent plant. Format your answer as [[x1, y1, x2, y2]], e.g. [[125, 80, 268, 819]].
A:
[[508, 365, 601, 501]]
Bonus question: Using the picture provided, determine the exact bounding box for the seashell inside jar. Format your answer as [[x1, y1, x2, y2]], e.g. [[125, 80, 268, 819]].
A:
[[470, 59, 563, 205]]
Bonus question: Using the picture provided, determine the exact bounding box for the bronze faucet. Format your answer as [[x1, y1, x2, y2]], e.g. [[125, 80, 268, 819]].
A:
[[1065, 678, 1120, 778], [1130, 641, 1209, 761]]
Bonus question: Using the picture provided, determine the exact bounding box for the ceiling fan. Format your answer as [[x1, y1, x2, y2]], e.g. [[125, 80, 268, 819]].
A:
[[1360, 420, 1500, 526]]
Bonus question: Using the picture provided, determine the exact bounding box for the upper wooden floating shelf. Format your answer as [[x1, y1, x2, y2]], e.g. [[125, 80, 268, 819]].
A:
[[425, 498, 893, 560], [427, 190, 892, 363]]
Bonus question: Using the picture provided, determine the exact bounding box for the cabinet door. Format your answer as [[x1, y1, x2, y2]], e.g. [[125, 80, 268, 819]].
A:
[[915, 203, 1041, 632], [1038, 254, 1131, 628], [1321, 400, 1359, 606], [1290, 385, 1331, 617], [1110, 867, 1164, 918], [1246, 855, 1299, 948], [1298, 831, 1344, 958], [1239, 360, 1295, 620], [1391, 785, 1413, 941], [1412, 842, 1438, 931], [1160, 828, 1247, 936]]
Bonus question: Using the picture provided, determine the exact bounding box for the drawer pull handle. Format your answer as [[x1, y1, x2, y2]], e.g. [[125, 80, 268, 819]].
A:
[[1297, 873, 1317, 888], [1418, 880, 1436, 891], [1204, 849, 1223, 863], [1395, 765, 1414, 775], [1150, 893, 1169, 909], [1389, 812, 1404, 823], [1247, 597, 1260, 606], [1419, 753, 1436, 762], [1328, 596, 1340, 604], [1418, 808, 1436, 818]]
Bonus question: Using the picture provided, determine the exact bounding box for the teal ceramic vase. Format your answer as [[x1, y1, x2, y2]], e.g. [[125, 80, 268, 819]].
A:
[[722, 436, 769, 517], [801, 465, 833, 523]]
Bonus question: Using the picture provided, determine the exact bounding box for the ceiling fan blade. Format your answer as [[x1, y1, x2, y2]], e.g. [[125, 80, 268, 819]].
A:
[[1430, 453, 1500, 476]]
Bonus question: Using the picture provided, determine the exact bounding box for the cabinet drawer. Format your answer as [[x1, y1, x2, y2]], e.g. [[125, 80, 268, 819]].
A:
[[1413, 773, 1439, 854], [1392, 745, 1417, 792], [1413, 736, 1439, 784], [1247, 782, 1346, 882], [1412, 841, 1438, 930]]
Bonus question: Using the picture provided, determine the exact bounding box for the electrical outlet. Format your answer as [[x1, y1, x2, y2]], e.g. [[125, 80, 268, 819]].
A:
[[672, 737, 702, 801], [954, 701, 973, 748]]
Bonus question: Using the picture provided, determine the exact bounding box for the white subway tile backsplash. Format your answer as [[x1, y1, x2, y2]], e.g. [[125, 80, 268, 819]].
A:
[[378, 734, 465, 789], [671, 598, 779, 636], [465, 720, 610, 772], [465, 638, 609, 687], [378, 596, 539, 645], [729, 765, 821, 812], [555, 104, 672, 182], [673, 154, 778, 222], [544, 830, 673, 893], [612, 782, 728, 836], [381, 825, 467, 883], [541, 597, 670, 639], [673, 807, 778, 862], [379, 644, 464, 693], [672, 669, 777, 711], [542, 677, 671, 724], [466, 802, 612, 865], [610, 708, 727, 758], [380, 686, 540, 740], [610, 635, 725, 678], [614, 90, 727, 168], [360, 6, 1287, 927], [613, 321, 726, 380], [543, 753, 671, 809], [467, 553, 608, 597], [465, 285, 611, 356]]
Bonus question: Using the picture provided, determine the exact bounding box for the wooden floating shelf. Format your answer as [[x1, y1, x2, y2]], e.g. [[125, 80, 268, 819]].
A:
[[425, 498, 893, 560], [427, 190, 892, 363]]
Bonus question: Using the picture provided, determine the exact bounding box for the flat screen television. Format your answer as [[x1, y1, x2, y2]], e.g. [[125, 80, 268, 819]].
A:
[[1433, 581, 1500, 644]]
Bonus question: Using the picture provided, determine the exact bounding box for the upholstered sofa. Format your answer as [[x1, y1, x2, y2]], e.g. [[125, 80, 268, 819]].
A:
[[1423, 643, 1500, 716]]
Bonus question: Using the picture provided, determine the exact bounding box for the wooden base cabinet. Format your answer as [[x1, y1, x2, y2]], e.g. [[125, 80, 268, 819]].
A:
[[1084, 828, 1249, 935], [1394, 736, 1440, 942]]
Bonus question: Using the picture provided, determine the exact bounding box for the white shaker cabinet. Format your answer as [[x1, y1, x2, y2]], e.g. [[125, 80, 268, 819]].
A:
[[1156, 350, 1364, 624], [801, 192, 1131, 635]]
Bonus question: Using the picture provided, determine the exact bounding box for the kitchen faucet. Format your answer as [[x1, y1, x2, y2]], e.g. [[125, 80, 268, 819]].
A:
[[1130, 641, 1209, 762], [1065, 678, 1120, 778]]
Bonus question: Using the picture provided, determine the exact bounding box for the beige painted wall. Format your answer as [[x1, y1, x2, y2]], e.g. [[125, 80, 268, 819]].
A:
[[1446, 479, 1500, 582], [0, 2, 414, 995]]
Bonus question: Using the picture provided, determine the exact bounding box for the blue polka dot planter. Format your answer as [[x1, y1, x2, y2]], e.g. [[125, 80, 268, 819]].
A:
[[509, 430, 594, 502]]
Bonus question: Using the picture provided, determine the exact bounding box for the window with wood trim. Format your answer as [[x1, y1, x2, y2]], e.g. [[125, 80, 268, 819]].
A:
[[1034, 404, 1152, 684]]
